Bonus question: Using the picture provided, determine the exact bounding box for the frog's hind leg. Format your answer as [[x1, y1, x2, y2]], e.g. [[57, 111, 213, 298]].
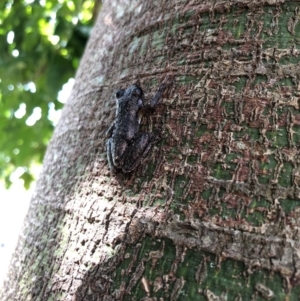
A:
[[122, 133, 156, 173], [106, 138, 117, 174]]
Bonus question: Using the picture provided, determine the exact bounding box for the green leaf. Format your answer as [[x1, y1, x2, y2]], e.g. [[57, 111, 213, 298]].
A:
[[0, 0, 95, 188]]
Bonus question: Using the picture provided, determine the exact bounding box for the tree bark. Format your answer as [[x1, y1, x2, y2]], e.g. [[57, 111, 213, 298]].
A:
[[2, 0, 300, 300]]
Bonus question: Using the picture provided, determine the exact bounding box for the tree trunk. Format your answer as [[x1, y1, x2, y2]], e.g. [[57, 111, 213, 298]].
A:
[[2, 0, 300, 300]]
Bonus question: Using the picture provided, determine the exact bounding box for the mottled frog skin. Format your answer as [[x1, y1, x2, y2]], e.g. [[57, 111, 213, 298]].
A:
[[106, 82, 168, 173]]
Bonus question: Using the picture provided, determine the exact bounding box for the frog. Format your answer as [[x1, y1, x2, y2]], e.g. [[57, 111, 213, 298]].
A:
[[106, 82, 169, 173]]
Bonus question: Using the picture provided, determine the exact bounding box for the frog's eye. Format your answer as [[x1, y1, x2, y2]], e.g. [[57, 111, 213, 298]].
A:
[[116, 89, 125, 99]]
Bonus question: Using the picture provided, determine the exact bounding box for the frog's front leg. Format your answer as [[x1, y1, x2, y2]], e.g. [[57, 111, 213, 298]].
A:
[[122, 133, 157, 173], [106, 121, 115, 138], [141, 79, 172, 113]]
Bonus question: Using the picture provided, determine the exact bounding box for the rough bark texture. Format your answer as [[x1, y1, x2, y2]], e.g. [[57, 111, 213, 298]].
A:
[[2, 0, 300, 300]]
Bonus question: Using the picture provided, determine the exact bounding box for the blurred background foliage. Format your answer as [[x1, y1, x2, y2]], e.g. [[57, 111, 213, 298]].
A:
[[0, 0, 100, 189]]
